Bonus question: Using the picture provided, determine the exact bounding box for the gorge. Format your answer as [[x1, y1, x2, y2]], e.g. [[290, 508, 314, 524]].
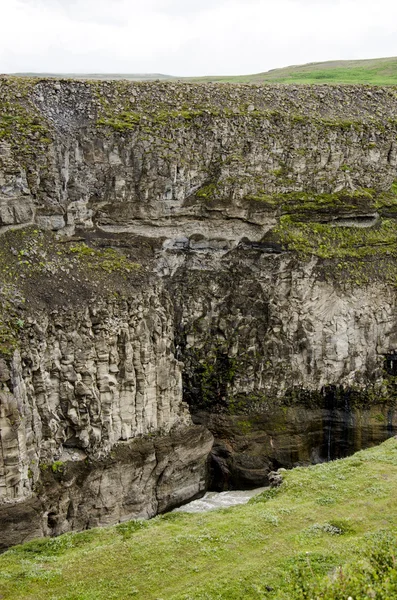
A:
[[1, 77, 397, 550]]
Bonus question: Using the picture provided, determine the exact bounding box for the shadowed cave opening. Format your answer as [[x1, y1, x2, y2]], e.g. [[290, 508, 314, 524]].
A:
[[184, 371, 396, 492]]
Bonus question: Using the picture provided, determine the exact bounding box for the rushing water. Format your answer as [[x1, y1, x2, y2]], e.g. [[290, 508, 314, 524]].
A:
[[173, 487, 268, 514]]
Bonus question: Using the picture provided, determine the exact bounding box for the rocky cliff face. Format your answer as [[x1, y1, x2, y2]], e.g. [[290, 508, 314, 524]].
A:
[[165, 244, 397, 487], [1, 77, 397, 546], [0, 224, 213, 550], [1, 289, 190, 497]]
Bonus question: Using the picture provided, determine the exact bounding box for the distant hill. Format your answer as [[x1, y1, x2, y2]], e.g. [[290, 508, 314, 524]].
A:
[[11, 73, 174, 81], [10, 57, 397, 85], [187, 57, 397, 85]]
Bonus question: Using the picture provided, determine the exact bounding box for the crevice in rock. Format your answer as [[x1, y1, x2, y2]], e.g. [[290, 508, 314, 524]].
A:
[[327, 214, 379, 227]]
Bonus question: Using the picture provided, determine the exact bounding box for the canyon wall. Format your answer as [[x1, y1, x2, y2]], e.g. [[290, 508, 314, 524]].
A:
[[1, 77, 397, 546]]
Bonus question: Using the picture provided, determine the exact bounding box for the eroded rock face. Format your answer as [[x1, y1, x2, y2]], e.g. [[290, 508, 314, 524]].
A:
[[164, 250, 397, 487], [2, 80, 397, 236], [167, 254, 397, 405], [194, 404, 397, 490], [0, 289, 191, 501], [0, 283, 213, 549], [1, 79, 397, 545], [0, 142, 34, 228], [0, 425, 212, 552]]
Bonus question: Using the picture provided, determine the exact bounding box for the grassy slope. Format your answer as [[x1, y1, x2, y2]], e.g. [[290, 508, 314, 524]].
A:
[[1, 438, 397, 599], [10, 56, 397, 85], [187, 57, 397, 84]]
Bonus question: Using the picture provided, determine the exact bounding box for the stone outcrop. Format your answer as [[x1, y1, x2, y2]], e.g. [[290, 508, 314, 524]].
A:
[[168, 254, 397, 404], [0, 424, 211, 552], [166, 249, 397, 487], [1, 78, 397, 545], [2, 79, 397, 236], [194, 403, 397, 489]]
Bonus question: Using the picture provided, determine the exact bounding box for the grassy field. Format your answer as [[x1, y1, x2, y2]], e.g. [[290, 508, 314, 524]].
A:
[[187, 57, 397, 84], [12, 56, 397, 85], [1, 438, 397, 599]]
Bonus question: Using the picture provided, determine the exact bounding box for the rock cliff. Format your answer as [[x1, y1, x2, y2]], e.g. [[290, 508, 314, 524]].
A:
[[1, 77, 397, 546]]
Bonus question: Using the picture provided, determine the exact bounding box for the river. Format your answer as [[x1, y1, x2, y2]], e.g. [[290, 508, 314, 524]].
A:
[[173, 487, 268, 514]]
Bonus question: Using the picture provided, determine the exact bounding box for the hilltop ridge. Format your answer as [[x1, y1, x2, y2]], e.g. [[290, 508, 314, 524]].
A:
[[8, 56, 397, 85]]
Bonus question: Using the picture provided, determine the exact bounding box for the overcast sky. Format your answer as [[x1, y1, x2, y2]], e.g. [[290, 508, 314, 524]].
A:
[[1, 0, 397, 76]]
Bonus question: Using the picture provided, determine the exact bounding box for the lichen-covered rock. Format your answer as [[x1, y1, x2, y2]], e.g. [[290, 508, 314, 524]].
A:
[[2, 78, 397, 237], [268, 471, 284, 488]]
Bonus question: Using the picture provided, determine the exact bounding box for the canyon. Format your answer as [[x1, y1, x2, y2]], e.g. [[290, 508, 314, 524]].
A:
[[1, 77, 397, 549]]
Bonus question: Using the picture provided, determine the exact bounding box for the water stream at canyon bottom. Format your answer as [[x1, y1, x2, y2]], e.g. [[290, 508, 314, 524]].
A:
[[173, 487, 268, 514]]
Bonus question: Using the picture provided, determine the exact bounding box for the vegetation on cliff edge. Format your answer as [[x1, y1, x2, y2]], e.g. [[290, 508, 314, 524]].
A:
[[0, 227, 141, 358], [275, 216, 397, 260]]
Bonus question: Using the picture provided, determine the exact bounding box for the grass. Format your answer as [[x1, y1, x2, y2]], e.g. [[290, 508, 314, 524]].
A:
[[1, 438, 397, 599], [244, 187, 385, 217], [273, 215, 397, 286], [186, 57, 397, 85], [10, 56, 397, 85]]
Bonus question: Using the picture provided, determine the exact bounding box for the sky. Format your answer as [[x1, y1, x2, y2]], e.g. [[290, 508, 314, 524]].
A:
[[1, 0, 397, 76]]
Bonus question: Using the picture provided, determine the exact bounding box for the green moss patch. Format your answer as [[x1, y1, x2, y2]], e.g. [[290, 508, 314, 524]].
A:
[[275, 216, 397, 259], [246, 187, 376, 217], [0, 227, 142, 359], [272, 215, 397, 286], [68, 242, 140, 274], [0, 78, 52, 161]]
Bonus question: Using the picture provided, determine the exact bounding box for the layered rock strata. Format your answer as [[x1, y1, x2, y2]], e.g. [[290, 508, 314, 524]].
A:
[[1, 78, 397, 544], [0, 264, 213, 549]]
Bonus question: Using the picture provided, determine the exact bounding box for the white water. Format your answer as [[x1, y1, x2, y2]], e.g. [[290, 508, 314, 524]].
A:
[[173, 487, 268, 514]]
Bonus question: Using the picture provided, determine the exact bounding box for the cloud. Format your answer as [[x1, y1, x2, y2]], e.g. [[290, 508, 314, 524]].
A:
[[1, 0, 397, 75], [152, 0, 228, 15]]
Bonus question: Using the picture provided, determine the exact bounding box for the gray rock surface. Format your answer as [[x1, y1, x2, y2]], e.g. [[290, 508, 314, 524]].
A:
[[0, 424, 213, 551], [0, 291, 192, 502], [1, 78, 397, 545], [0, 279, 213, 549]]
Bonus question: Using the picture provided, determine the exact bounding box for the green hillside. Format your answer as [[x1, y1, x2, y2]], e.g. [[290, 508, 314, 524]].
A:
[[1, 438, 397, 599], [187, 57, 397, 85], [9, 57, 397, 85]]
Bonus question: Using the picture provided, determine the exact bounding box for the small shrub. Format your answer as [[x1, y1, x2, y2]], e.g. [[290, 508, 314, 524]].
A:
[[249, 487, 281, 504], [305, 523, 344, 536], [115, 519, 148, 540], [316, 496, 337, 506]]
